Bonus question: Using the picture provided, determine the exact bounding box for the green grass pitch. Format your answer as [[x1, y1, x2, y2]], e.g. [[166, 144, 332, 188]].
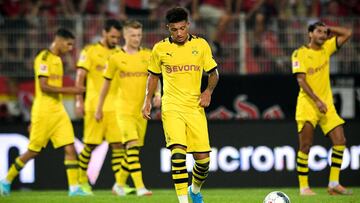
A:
[[1, 188, 359, 203]]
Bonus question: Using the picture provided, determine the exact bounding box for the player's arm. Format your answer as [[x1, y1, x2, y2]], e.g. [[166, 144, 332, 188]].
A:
[[75, 68, 87, 117], [200, 68, 219, 108], [95, 78, 111, 122], [142, 73, 160, 120], [295, 73, 327, 113], [152, 81, 162, 108], [328, 26, 352, 47], [39, 76, 84, 94]]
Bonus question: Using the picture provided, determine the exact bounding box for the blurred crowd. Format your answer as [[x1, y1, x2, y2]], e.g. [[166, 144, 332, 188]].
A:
[[0, 0, 359, 77], [0, 0, 360, 121]]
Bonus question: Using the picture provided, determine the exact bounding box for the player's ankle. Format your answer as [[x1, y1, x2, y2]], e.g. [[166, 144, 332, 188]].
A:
[[328, 181, 339, 188]]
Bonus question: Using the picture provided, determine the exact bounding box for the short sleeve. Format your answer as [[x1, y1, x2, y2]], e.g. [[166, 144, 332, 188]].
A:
[[291, 49, 306, 74], [36, 57, 50, 77], [148, 44, 162, 75], [202, 39, 217, 73], [103, 54, 118, 80], [76, 47, 91, 71], [322, 37, 337, 56]]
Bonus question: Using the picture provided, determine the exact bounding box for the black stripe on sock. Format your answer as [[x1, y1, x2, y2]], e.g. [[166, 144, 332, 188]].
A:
[[296, 162, 307, 168], [172, 162, 186, 167], [297, 171, 308, 176], [332, 153, 343, 159], [173, 178, 188, 184], [172, 169, 187, 175], [331, 162, 341, 168]]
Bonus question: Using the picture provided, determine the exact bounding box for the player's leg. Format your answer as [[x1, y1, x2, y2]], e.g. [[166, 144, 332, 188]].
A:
[[162, 111, 188, 203], [186, 109, 210, 203], [1, 114, 47, 196], [319, 108, 351, 195], [327, 125, 352, 195], [51, 113, 90, 196], [297, 122, 316, 195], [189, 152, 209, 203], [110, 142, 135, 195], [78, 144, 96, 190], [126, 140, 152, 196], [0, 150, 39, 196], [106, 112, 134, 195], [78, 111, 104, 191], [171, 145, 189, 203]]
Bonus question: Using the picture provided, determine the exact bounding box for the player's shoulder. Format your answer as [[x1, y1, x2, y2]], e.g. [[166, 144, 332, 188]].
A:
[[292, 46, 307, 58], [36, 49, 51, 62], [108, 48, 123, 59], [140, 47, 151, 55], [82, 42, 99, 52], [154, 37, 172, 48], [189, 34, 205, 42]]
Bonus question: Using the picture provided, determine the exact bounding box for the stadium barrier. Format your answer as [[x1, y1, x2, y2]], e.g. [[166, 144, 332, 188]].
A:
[[2, 74, 360, 121], [1, 120, 359, 189]]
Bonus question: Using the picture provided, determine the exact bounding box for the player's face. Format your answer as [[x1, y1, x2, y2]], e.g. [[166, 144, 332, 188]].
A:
[[310, 26, 328, 46], [167, 20, 190, 44], [59, 38, 75, 54], [123, 27, 142, 49], [104, 27, 121, 49]]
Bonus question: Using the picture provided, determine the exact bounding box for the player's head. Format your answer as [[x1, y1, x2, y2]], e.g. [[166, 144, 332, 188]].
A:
[[54, 28, 75, 55], [308, 21, 328, 46], [102, 19, 122, 49], [123, 20, 143, 49], [166, 7, 190, 44]]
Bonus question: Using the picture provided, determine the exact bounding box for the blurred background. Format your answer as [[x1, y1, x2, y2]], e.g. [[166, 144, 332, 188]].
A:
[[0, 0, 359, 190]]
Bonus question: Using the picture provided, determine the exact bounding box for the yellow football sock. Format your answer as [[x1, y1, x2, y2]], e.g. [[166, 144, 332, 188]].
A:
[[112, 148, 125, 183], [78, 145, 93, 184], [329, 145, 345, 183], [192, 157, 210, 193], [6, 157, 25, 183], [171, 148, 188, 196], [127, 147, 144, 189], [297, 151, 309, 189], [65, 160, 79, 186]]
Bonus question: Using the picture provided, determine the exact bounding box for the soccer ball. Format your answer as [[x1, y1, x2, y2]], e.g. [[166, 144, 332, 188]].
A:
[[263, 191, 291, 203]]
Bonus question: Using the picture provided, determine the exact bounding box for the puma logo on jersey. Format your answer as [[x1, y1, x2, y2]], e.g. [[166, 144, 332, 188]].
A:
[[166, 53, 172, 57]]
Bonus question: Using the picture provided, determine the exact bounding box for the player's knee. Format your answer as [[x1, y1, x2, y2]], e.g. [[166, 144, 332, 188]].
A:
[[334, 136, 346, 146], [110, 142, 124, 149], [193, 152, 209, 160], [299, 144, 311, 154], [85, 144, 97, 150]]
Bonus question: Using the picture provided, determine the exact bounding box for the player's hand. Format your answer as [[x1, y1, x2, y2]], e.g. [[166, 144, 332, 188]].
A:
[[95, 110, 103, 122], [152, 94, 161, 108], [75, 100, 85, 117], [199, 89, 212, 107], [142, 99, 152, 120], [316, 99, 328, 114]]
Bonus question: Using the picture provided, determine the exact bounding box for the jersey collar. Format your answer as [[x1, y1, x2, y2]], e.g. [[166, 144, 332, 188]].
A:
[[169, 34, 193, 44]]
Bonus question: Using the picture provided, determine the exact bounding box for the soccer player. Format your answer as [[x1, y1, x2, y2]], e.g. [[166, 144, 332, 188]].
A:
[[95, 20, 154, 197], [291, 22, 352, 196], [0, 28, 87, 196], [75, 19, 136, 195], [142, 7, 219, 203]]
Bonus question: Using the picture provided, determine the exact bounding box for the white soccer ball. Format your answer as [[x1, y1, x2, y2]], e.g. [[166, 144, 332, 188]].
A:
[[263, 191, 291, 203]]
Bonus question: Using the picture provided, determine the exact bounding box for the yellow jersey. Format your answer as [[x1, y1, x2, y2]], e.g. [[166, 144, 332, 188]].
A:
[[32, 49, 64, 114], [76, 42, 120, 112], [148, 35, 217, 112], [292, 37, 338, 107], [103, 48, 151, 116]]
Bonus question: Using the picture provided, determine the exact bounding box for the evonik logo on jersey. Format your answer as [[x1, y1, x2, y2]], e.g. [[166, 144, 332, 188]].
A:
[[165, 65, 200, 74]]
